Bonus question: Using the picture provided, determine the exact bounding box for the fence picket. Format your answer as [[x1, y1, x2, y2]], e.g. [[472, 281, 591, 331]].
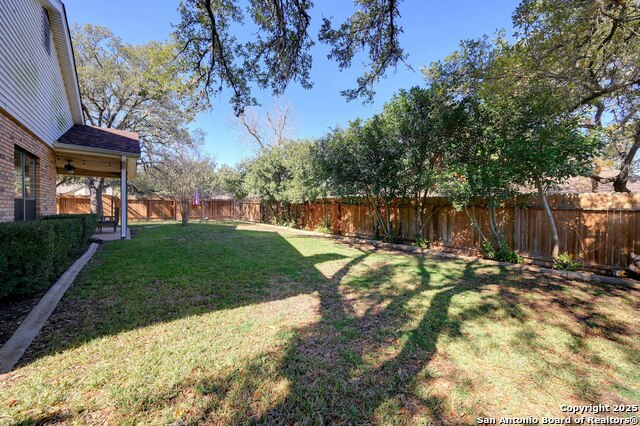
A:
[[57, 193, 640, 272]]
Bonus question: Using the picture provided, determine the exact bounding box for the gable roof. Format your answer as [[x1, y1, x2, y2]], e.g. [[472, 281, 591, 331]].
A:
[[57, 125, 140, 156]]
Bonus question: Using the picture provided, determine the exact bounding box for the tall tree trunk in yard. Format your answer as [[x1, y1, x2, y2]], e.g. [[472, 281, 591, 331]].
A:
[[180, 199, 190, 227], [413, 194, 421, 239], [535, 178, 559, 259], [591, 163, 601, 193], [368, 196, 383, 239], [375, 204, 386, 239], [385, 201, 392, 240], [270, 203, 277, 223], [88, 177, 106, 217]]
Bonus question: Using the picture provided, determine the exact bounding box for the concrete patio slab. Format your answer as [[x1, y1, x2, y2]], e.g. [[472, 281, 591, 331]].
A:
[[0, 243, 99, 373], [92, 226, 130, 241]]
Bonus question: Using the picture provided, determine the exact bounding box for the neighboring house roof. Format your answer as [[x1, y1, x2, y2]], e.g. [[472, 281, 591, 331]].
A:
[[57, 125, 141, 156], [549, 169, 640, 194], [39, 0, 83, 124]]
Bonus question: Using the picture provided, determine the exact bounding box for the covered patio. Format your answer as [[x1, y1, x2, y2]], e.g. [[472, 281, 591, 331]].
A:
[[54, 125, 140, 239], [92, 227, 131, 242]]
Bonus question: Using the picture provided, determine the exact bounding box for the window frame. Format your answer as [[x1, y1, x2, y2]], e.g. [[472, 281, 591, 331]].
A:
[[14, 147, 37, 221]]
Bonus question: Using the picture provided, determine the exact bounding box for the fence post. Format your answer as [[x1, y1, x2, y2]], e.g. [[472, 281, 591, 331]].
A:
[[514, 205, 521, 252], [429, 206, 435, 245]]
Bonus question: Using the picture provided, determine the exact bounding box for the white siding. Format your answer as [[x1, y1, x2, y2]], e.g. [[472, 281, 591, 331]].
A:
[[0, 0, 74, 146]]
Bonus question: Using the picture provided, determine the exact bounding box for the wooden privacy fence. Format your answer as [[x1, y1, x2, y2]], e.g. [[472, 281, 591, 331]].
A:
[[56, 195, 262, 222], [270, 193, 640, 273], [57, 193, 639, 273]]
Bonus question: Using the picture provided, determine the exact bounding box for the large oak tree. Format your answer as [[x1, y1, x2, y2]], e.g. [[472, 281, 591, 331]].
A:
[[510, 0, 640, 192], [71, 24, 202, 215]]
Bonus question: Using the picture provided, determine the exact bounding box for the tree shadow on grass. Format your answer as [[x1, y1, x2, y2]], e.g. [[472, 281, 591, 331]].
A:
[[184, 254, 639, 425], [252, 258, 483, 425], [7, 222, 640, 425], [177, 255, 488, 424], [16, 223, 353, 368]]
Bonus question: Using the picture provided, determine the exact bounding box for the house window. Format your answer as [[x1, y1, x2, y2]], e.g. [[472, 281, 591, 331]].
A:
[[42, 7, 51, 55], [14, 147, 37, 221]]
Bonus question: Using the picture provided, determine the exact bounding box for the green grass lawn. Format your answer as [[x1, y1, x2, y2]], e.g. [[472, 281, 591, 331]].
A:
[[1, 222, 639, 425]]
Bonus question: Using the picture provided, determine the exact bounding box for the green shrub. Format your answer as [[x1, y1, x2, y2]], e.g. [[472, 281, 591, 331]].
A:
[[0, 215, 95, 300], [317, 215, 332, 234], [482, 238, 523, 264], [412, 235, 429, 249], [0, 221, 56, 299], [42, 213, 97, 242], [50, 219, 85, 269], [554, 252, 582, 271]]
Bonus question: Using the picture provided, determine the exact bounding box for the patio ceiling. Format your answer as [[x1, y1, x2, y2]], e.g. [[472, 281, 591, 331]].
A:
[[53, 125, 140, 179]]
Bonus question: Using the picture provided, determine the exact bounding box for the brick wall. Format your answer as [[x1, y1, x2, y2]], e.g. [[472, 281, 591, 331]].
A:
[[0, 109, 57, 222]]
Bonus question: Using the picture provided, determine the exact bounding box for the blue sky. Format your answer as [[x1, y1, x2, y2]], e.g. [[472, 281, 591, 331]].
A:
[[63, 0, 520, 166]]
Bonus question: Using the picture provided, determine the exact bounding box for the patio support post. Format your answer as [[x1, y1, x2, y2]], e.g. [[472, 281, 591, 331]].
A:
[[120, 156, 127, 239]]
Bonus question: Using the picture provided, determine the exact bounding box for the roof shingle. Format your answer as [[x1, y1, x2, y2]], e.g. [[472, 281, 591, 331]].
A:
[[57, 125, 140, 155]]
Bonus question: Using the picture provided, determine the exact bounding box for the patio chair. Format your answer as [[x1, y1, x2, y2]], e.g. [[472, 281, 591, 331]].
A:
[[97, 207, 120, 233]]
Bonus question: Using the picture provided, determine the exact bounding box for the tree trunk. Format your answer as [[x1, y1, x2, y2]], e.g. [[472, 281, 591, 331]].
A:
[[180, 200, 190, 227], [413, 194, 420, 239], [591, 163, 601, 193], [592, 125, 640, 193], [464, 206, 488, 244], [419, 194, 429, 237], [487, 206, 503, 250], [375, 204, 385, 239], [87, 177, 106, 217], [612, 132, 640, 193], [536, 178, 559, 259], [88, 180, 98, 214], [385, 201, 392, 239], [270, 203, 277, 223], [368, 196, 382, 238]]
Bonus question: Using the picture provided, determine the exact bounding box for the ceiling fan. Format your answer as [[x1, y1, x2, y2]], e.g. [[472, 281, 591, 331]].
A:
[[64, 160, 75, 174]]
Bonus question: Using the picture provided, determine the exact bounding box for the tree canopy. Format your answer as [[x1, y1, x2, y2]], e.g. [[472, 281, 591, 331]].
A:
[[71, 24, 204, 215], [426, 0, 640, 192], [243, 139, 320, 223], [73, 24, 201, 164], [174, 0, 408, 114]]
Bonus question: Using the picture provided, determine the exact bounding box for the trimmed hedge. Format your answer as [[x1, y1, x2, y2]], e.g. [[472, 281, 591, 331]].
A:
[[0, 214, 97, 300], [42, 213, 98, 243]]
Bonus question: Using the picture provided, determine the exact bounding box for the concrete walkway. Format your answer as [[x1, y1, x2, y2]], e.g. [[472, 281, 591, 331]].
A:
[[0, 243, 98, 373]]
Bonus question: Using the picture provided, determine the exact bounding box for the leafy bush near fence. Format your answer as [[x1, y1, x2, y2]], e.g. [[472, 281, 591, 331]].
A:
[[481, 238, 524, 264], [0, 214, 96, 299], [554, 252, 582, 271]]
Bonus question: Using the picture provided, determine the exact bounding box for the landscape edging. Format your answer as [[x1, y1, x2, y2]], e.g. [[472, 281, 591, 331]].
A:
[[0, 243, 99, 374], [252, 222, 635, 287]]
